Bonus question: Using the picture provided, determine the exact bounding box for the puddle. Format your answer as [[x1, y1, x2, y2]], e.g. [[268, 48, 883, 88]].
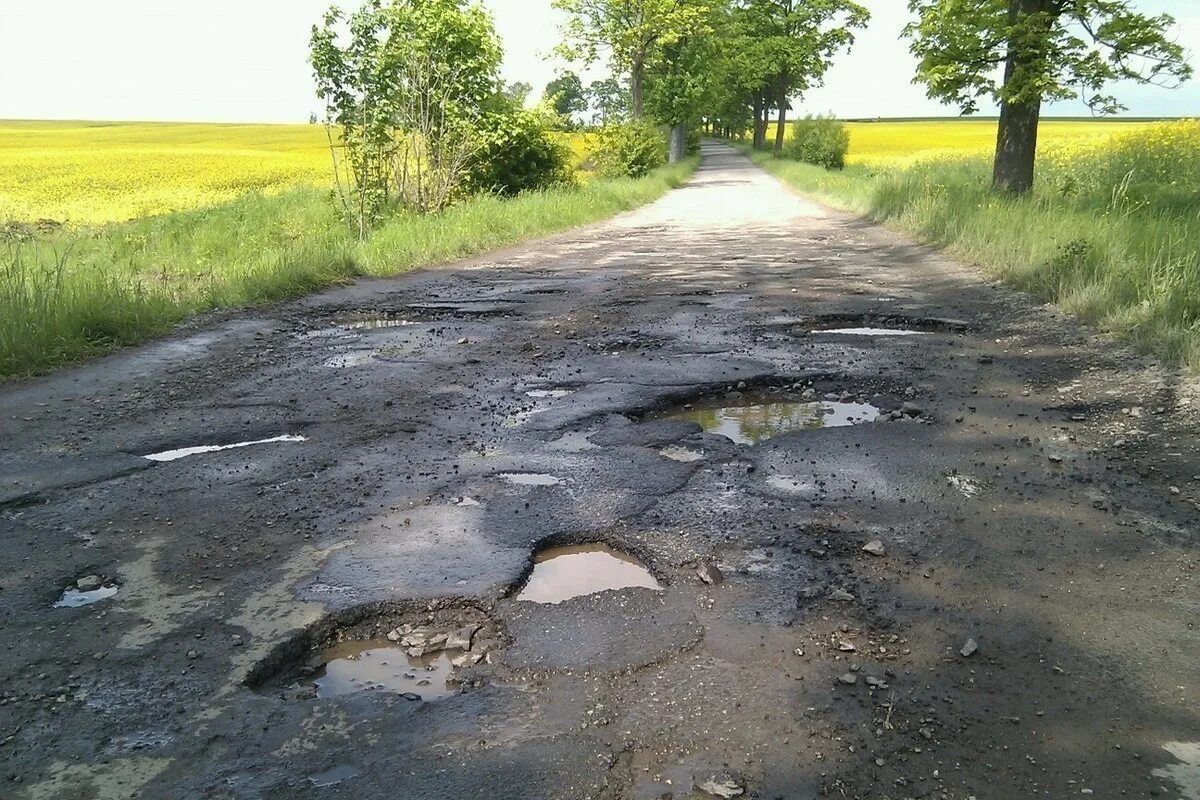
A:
[[499, 473, 563, 486], [660, 399, 881, 444], [526, 388, 572, 399], [309, 764, 361, 788], [1154, 741, 1200, 800], [143, 434, 306, 462], [660, 445, 704, 462], [53, 584, 118, 608], [343, 318, 417, 330], [515, 543, 662, 604], [324, 351, 376, 368], [815, 327, 926, 336], [313, 640, 458, 700]]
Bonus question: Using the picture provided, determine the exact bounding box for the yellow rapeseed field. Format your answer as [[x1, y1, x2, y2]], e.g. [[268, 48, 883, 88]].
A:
[[840, 119, 1156, 166], [0, 120, 330, 225]]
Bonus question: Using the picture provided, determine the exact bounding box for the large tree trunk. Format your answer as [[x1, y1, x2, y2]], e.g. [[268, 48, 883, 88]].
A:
[[668, 123, 687, 163], [630, 59, 645, 119], [992, 0, 1051, 193], [774, 97, 787, 156]]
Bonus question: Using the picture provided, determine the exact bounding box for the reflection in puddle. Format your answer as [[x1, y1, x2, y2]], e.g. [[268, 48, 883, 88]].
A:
[[661, 400, 880, 444], [500, 472, 563, 486], [53, 585, 119, 608], [1153, 741, 1200, 800], [816, 327, 926, 336], [313, 640, 458, 700], [309, 764, 362, 788], [343, 318, 417, 330], [143, 434, 307, 462], [661, 445, 704, 462], [516, 543, 662, 604]]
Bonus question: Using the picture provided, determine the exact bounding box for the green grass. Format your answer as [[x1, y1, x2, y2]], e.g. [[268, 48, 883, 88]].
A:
[[739, 120, 1200, 370], [0, 158, 697, 377]]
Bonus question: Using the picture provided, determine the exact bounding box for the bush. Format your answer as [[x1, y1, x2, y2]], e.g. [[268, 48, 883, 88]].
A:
[[593, 120, 666, 178], [785, 115, 849, 170], [467, 107, 574, 196]]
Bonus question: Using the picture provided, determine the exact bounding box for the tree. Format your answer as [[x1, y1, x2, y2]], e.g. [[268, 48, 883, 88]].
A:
[[310, 0, 503, 233], [543, 71, 588, 122], [587, 77, 628, 124], [905, 0, 1192, 194], [554, 0, 712, 118], [742, 0, 868, 155], [503, 80, 533, 106]]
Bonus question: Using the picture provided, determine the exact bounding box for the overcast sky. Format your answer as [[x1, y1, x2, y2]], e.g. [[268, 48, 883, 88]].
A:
[[1, 0, 1196, 123]]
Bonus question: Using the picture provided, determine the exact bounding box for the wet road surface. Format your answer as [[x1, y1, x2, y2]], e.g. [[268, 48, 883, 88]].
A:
[[1, 142, 1198, 799]]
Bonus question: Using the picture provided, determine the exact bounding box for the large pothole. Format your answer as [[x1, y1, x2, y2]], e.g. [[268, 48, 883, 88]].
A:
[[514, 543, 662, 604], [247, 601, 502, 702]]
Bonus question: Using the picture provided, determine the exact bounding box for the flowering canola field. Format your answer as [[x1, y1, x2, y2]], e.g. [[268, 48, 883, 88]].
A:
[[0, 121, 330, 225], [841, 119, 1156, 167]]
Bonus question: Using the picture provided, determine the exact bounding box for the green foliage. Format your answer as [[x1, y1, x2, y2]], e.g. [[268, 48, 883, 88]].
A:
[[587, 78, 628, 124], [543, 71, 588, 122], [593, 120, 668, 178], [467, 105, 574, 195], [904, 0, 1192, 115], [784, 115, 849, 169]]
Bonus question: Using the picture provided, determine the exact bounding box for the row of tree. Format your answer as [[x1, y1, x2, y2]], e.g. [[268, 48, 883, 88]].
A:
[[552, 0, 1191, 192]]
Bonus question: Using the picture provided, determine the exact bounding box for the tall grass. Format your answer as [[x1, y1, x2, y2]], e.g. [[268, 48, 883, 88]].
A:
[[0, 159, 696, 377], [746, 120, 1200, 369]]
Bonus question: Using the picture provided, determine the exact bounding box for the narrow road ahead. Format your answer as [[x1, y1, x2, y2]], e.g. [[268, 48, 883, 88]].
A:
[[2, 142, 1198, 800]]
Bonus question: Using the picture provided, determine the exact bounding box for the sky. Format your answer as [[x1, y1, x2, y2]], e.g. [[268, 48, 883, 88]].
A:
[[1, 0, 1196, 123]]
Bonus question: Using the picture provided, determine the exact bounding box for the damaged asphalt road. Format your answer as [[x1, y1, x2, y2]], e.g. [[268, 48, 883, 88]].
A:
[[1, 142, 1198, 799]]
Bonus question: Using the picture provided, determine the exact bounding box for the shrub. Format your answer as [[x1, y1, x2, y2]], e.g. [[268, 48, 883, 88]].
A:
[[785, 115, 850, 170], [467, 106, 574, 196], [593, 120, 666, 178], [465, 105, 573, 196]]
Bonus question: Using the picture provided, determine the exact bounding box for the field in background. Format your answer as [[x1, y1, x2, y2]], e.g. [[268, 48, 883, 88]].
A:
[[0, 121, 330, 224], [837, 119, 1155, 166], [749, 119, 1200, 369], [0, 121, 598, 226]]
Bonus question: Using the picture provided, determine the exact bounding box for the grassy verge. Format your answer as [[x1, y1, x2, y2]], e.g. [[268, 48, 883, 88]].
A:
[[738, 120, 1200, 370], [0, 157, 697, 377]]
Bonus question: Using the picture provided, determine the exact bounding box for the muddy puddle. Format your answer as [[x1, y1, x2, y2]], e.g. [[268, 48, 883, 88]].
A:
[[516, 543, 662, 604], [143, 434, 306, 462], [53, 584, 118, 608], [313, 639, 459, 701], [659, 397, 880, 444]]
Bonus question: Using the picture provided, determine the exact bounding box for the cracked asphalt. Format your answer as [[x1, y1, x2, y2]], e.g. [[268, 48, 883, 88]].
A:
[[1, 142, 1198, 799]]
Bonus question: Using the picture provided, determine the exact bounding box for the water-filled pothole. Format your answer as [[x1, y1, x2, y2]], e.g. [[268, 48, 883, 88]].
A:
[[342, 318, 418, 330], [515, 543, 662, 604], [660, 445, 704, 462], [143, 434, 306, 462], [309, 764, 361, 787], [53, 583, 118, 608], [815, 327, 927, 336], [658, 398, 880, 444], [313, 639, 458, 700]]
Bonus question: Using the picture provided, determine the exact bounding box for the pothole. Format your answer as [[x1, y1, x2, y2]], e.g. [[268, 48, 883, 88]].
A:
[[312, 640, 459, 700], [526, 388, 572, 399], [656, 395, 881, 444], [815, 326, 927, 336], [54, 576, 119, 608], [515, 543, 662, 604], [499, 472, 563, 486], [142, 434, 306, 462], [248, 603, 502, 701], [342, 318, 418, 330], [946, 473, 985, 498]]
